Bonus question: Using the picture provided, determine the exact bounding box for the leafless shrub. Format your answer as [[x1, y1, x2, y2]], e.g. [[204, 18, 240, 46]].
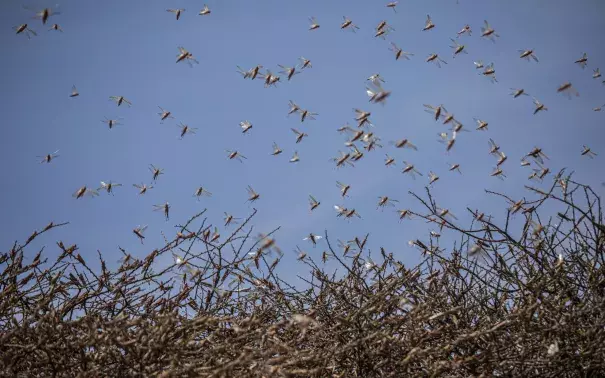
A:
[[1, 171, 604, 377]]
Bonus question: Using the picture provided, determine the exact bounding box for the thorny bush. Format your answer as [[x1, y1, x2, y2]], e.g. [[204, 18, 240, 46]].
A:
[[1, 170, 604, 377]]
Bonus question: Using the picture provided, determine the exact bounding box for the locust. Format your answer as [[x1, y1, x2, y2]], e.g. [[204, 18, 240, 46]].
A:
[[166, 9, 185, 20], [448, 163, 462, 174], [98, 181, 122, 195], [530, 162, 551, 182], [342, 127, 365, 143], [481, 63, 497, 83], [351, 234, 370, 250], [533, 98, 548, 115], [474, 118, 489, 131], [25, 5, 60, 25], [450, 120, 469, 133], [437, 207, 457, 221], [287, 100, 301, 116], [440, 106, 456, 125], [133, 225, 148, 244], [239, 120, 253, 133], [237, 65, 263, 80], [332, 151, 354, 168], [73, 186, 99, 199], [289, 151, 300, 163], [177, 122, 197, 139], [299, 57, 312, 69], [557, 82, 579, 99], [495, 151, 508, 167], [278, 65, 299, 81], [13, 24, 37, 39], [209, 227, 220, 243], [340, 16, 359, 32], [350, 144, 365, 161], [176, 47, 199, 66], [133, 183, 153, 195], [424, 104, 444, 121], [488, 138, 500, 156], [471, 209, 492, 223], [362, 135, 382, 152], [437, 132, 457, 152], [294, 246, 307, 261], [291, 128, 308, 143], [581, 146, 597, 158], [480, 20, 499, 42], [224, 213, 240, 227], [149, 165, 164, 181], [402, 161, 422, 179], [271, 142, 283, 156], [260, 69, 280, 87], [336, 181, 351, 197], [526, 147, 549, 164], [308, 17, 320, 30], [376, 21, 395, 37], [303, 233, 322, 247], [38, 150, 60, 164], [366, 80, 391, 104], [298, 108, 318, 122], [226, 150, 247, 162], [374, 27, 389, 39], [309, 195, 321, 211], [391, 138, 418, 150], [338, 239, 353, 255], [153, 202, 170, 221], [368, 74, 386, 86], [426, 53, 447, 68], [246, 186, 260, 203], [193, 186, 212, 200], [575, 52, 588, 69], [389, 43, 413, 61], [109, 96, 132, 107], [449, 38, 467, 58], [377, 196, 398, 210], [199, 5, 211, 16], [397, 209, 413, 222], [457, 24, 472, 37], [409, 239, 432, 254], [354, 108, 373, 127], [423, 15, 435, 31], [158, 106, 173, 122], [519, 49, 539, 62], [385, 154, 396, 166], [510, 88, 529, 98], [101, 117, 122, 129]]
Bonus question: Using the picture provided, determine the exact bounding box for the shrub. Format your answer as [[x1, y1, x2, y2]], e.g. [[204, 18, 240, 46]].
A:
[[1, 170, 604, 377]]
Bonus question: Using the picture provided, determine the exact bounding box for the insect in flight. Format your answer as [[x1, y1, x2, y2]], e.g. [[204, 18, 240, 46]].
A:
[[38, 150, 60, 164], [166, 9, 185, 20], [24, 5, 60, 25], [176, 47, 199, 66], [13, 24, 37, 39], [199, 5, 211, 16]]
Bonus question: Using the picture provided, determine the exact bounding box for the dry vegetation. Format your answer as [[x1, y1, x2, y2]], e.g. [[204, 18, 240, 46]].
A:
[[2, 171, 604, 377]]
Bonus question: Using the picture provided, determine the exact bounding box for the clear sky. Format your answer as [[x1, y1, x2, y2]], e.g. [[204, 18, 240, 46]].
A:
[[1, 0, 604, 280]]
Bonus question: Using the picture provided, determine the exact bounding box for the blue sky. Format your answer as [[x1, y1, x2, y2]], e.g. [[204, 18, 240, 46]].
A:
[[1, 0, 604, 280]]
